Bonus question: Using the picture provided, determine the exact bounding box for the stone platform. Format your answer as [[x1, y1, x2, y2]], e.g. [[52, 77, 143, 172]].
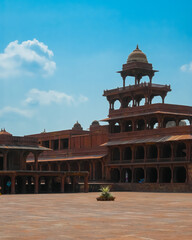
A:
[[0, 192, 192, 239]]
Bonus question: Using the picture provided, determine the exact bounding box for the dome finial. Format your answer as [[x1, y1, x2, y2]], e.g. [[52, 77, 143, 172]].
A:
[[136, 44, 139, 50]]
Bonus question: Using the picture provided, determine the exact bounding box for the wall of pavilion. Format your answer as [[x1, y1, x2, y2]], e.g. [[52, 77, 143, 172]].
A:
[[26, 122, 108, 185], [102, 46, 192, 192], [25, 46, 192, 192], [0, 130, 89, 194]]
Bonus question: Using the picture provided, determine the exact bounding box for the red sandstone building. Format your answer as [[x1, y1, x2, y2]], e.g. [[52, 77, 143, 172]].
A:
[[27, 46, 192, 192], [1, 46, 192, 193], [0, 129, 89, 194]]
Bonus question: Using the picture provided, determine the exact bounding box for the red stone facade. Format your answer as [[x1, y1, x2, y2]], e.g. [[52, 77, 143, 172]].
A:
[[0, 129, 89, 194], [26, 46, 192, 192]]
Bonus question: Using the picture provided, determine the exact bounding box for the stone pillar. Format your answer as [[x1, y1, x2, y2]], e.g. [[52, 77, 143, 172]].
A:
[[84, 175, 89, 193], [11, 175, 15, 194], [123, 76, 126, 88], [106, 167, 111, 181], [67, 162, 70, 171], [92, 161, 95, 181], [34, 175, 39, 194], [149, 75, 153, 84], [48, 163, 52, 171], [39, 164, 42, 171], [3, 151, 7, 170], [61, 176, 65, 193], [34, 152, 39, 171], [144, 95, 148, 105], [77, 162, 80, 172], [49, 140, 52, 149]]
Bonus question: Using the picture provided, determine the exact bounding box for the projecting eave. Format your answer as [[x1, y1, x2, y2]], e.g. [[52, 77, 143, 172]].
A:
[[27, 154, 107, 163], [100, 110, 192, 122], [0, 145, 51, 151], [101, 134, 192, 147]]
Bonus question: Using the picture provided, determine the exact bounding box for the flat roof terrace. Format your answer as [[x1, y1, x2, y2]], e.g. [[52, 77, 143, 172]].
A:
[[0, 192, 192, 240]]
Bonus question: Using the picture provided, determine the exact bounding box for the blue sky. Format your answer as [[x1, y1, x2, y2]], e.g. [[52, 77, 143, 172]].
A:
[[0, 0, 192, 136]]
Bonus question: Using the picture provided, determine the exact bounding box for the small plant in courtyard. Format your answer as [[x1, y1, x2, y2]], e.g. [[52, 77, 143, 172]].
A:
[[96, 185, 115, 201]]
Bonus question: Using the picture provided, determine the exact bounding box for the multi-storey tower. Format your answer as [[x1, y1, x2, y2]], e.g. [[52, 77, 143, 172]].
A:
[[102, 46, 192, 192]]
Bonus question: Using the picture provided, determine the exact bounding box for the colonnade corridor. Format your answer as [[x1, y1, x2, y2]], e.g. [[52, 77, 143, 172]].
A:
[[110, 166, 187, 184], [0, 173, 89, 194]]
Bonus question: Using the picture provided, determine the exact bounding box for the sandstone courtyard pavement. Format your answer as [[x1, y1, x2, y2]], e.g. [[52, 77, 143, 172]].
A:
[[0, 192, 192, 240]]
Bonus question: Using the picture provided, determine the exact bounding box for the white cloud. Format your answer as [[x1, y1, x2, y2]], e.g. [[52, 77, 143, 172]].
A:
[[78, 95, 88, 103], [0, 39, 56, 78], [24, 88, 88, 106], [180, 62, 192, 72], [0, 106, 33, 118]]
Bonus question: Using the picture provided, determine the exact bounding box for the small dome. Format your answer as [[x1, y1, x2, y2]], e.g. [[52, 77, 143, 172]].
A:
[[0, 128, 12, 136], [127, 45, 148, 63], [72, 121, 83, 131], [91, 120, 100, 126]]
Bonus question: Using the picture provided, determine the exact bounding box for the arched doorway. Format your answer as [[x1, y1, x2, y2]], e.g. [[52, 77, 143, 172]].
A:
[[95, 161, 102, 180], [146, 168, 157, 183], [134, 168, 144, 183], [173, 167, 186, 183], [112, 148, 120, 161], [135, 146, 144, 160], [123, 147, 132, 161], [121, 168, 132, 182], [159, 167, 171, 183], [110, 168, 120, 182]]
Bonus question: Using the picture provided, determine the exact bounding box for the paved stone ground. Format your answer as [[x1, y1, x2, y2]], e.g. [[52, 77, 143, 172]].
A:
[[0, 192, 192, 240]]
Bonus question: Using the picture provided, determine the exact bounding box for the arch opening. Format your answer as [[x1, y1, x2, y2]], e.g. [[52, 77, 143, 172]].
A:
[[146, 168, 157, 183], [134, 168, 144, 183], [121, 168, 132, 182], [110, 168, 120, 182], [135, 119, 145, 131], [175, 143, 186, 158], [114, 100, 121, 110], [124, 120, 132, 132], [148, 145, 158, 159], [123, 147, 132, 161], [173, 167, 186, 183], [161, 144, 171, 158], [135, 146, 144, 160], [159, 167, 171, 183], [112, 148, 120, 161]]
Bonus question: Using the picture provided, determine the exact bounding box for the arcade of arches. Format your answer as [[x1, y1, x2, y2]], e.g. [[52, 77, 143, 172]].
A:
[[110, 116, 192, 133], [110, 166, 187, 183], [110, 142, 189, 163], [27, 159, 104, 182]]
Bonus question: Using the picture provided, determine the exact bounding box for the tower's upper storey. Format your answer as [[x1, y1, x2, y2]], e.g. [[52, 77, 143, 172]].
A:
[[103, 46, 171, 110], [118, 45, 158, 86]]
